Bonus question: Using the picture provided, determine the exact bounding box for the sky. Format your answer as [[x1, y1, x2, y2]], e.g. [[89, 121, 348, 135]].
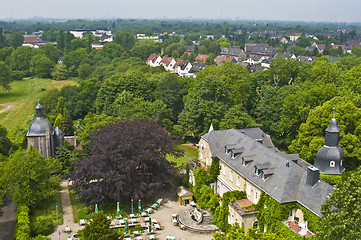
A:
[[1, 0, 361, 23]]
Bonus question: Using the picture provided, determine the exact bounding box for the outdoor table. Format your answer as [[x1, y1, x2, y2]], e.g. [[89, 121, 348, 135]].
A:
[[79, 219, 86, 225], [119, 219, 125, 225], [135, 236, 143, 240], [130, 214, 135, 218], [151, 219, 158, 223], [154, 223, 161, 229], [172, 214, 177, 218], [149, 235, 155, 239], [165, 236, 176, 240], [124, 238, 132, 240], [180, 224, 185, 230], [133, 231, 140, 235], [144, 217, 150, 222], [117, 215, 122, 219], [190, 201, 196, 207], [146, 208, 153, 213], [151, 203, 158, 209], [67, 238, 72, 240], [172, 219, 178, 225], [131, 218, 137, 223], [65, 227, 71, 232], [141, 212, 147, 217], [156, 198, 163, 204]]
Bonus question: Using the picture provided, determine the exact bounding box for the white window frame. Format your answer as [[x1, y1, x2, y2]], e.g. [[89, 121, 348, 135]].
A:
[[236, 175, 241, 187], [246, 183, 251, 196]]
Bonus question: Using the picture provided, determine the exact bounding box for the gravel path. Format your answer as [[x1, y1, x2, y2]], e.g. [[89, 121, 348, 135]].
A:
[[48, 181, 84, 240], [0, 196, 16, 240]]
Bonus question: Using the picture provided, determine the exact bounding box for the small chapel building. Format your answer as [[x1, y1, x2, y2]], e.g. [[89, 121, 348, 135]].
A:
[[26, 102, 79, 158]]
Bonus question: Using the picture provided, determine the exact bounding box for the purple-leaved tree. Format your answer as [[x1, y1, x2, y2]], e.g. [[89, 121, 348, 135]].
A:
[[71, 119, 182, 204]]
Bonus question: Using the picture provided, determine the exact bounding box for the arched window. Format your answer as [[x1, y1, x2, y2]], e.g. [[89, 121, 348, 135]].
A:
[[253, 221, 259, 228]]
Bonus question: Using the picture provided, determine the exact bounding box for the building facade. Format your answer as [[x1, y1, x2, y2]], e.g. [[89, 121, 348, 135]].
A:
[[194, 127, 335, 236]]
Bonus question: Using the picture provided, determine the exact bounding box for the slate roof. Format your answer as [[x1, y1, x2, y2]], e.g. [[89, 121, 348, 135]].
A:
[[201, 128, 334, 217], [189, 63, 206, 73], [27, 103, 54, 136]]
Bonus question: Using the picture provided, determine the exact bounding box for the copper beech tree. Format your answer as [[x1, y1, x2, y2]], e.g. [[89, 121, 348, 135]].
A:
[[71, 119, 182, 204]]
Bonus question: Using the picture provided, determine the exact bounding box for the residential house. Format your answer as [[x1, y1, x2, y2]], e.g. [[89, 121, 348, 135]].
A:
[[220, 47, 247, 61], [245, 43, 269, 53], [274, 52, 296, 60], [195, 54, 209, 63], [187, 63, 207, 78], [214, 55, 237, 65], [195, 127, 335, 236], [22, 35, 48, 48], [296, 56, 313, 63], [287, 33, 302, 42], [160, 56, 176, 71], [173, 59, 192, 77], [136, 34, 160, 42], [177, 60, 192, 77], [147, 54, 162, 67], [343, 40, 361, 53]]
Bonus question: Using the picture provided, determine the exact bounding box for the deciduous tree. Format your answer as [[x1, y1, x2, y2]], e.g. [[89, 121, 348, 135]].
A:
[[72, 119, 181, 204]]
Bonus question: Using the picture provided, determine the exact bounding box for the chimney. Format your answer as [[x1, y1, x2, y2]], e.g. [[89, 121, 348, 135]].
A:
[[306, 166, 320, 186]]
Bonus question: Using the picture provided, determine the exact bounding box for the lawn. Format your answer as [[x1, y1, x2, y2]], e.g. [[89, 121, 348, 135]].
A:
[[0, 78, 77, 130], [167, 144, 198, 167], [29, 190, 63, 226]]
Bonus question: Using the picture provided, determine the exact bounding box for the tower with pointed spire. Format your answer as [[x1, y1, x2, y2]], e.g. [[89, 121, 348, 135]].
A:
[[314, 110, 344, 175]]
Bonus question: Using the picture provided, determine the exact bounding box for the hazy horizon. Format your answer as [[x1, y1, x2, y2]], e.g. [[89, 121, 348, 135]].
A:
[[1, 0, 361, 23]]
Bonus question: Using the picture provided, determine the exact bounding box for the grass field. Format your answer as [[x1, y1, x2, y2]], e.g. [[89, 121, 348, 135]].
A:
[[0, 78, 77, 130], [167, 144, 198, 167]]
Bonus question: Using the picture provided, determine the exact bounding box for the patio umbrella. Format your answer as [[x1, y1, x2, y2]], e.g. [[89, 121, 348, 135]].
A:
[[138, 199, 141, 215], [125, 219, 129, 235], [148, 217, 152, 233], [117, 202, 120, 218], [95, 204, 98, 213]]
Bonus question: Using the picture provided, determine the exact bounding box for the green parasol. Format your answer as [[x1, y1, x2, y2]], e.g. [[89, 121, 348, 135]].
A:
[[117, 202, 120, 218], [149, 217, 152, 233], [95, 204, 98, 213], [125, 219, 129, 235], [138, 199, 141, 215]]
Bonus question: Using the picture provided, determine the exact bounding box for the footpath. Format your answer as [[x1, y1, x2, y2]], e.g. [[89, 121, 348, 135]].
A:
[[0, 196, 16, 240], [48, 181, 84, 240]]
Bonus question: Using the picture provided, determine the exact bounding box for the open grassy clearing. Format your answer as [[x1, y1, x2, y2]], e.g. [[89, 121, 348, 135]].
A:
[[167, 143, 198, 167], [0, 78, 77, 130]]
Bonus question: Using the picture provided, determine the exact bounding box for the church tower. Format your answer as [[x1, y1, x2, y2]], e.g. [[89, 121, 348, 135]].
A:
[[314, 112, 344, 175]]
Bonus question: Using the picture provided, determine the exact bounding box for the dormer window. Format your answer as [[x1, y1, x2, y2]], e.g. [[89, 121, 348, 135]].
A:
[[242, 155, 255, 166], [330, 161, 335, 167]]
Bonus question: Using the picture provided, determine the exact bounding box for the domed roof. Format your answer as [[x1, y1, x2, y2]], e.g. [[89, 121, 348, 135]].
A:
[[27, 103, 54, 136], [314, 146, 344, 174]]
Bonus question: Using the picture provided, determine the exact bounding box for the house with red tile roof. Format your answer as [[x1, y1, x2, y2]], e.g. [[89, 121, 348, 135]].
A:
[[147, 54, 162, 67], [214, 55, 237, 65], [160, 56, 176, 71], [195, 54, 209, 63], [22, 35, 48, 48]]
